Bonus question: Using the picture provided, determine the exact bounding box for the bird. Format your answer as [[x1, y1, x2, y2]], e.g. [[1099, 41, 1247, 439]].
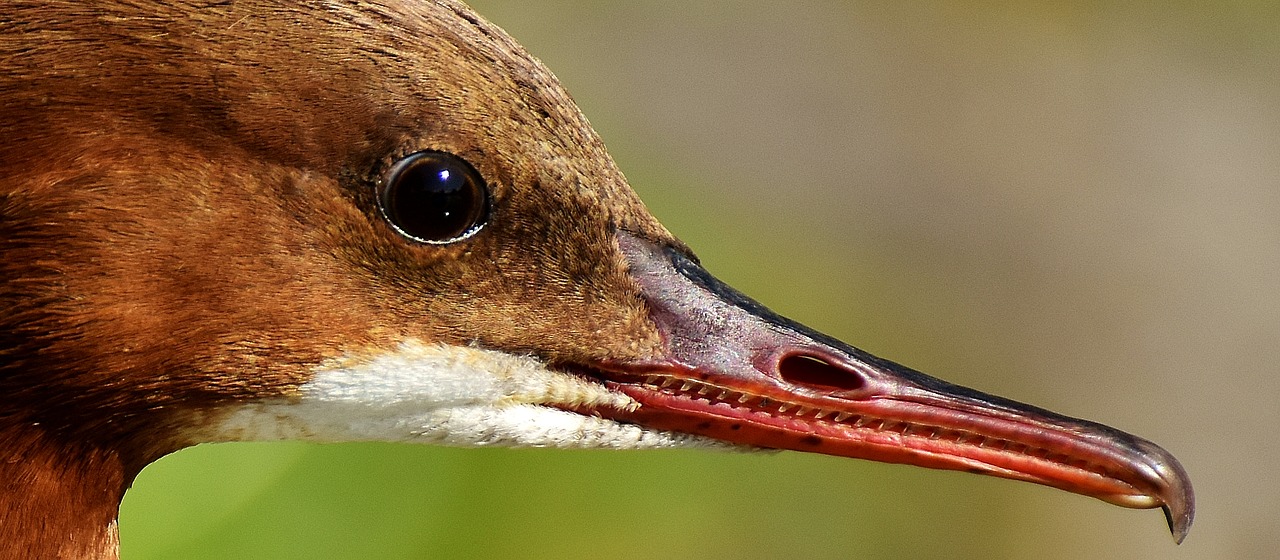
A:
[[0, 1, 1193, 559]]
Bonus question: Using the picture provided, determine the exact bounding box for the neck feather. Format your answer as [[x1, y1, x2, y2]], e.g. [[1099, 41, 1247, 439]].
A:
[[1, 427, 127, 560]]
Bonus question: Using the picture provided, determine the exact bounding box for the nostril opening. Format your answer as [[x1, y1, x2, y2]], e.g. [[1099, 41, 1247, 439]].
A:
[[777, 354, 865, 392]]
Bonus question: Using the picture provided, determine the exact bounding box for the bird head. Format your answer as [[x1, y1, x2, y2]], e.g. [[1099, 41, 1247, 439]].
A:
[[0, 1, 1192, 557]]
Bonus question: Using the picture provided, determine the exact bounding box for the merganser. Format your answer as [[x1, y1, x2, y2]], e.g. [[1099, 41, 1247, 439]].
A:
[[0, 1, 1193, 559]]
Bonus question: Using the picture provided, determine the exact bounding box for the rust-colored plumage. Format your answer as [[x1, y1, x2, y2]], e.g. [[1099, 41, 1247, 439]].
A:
[[3, 2, 674, 556]]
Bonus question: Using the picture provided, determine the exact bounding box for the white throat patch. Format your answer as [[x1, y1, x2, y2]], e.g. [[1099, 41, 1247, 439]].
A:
[[203, 340, 729, 451]]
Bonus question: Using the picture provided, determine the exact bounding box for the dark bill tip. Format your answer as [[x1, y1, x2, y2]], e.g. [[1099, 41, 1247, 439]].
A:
[[1137, 439, 1194, 543]]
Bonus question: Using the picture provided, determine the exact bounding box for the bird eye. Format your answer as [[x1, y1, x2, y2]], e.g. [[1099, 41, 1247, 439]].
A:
[[378, 151, 489, 244]]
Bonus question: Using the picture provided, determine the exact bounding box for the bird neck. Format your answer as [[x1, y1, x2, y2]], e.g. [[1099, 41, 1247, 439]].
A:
[[1, 427, 127, 560]]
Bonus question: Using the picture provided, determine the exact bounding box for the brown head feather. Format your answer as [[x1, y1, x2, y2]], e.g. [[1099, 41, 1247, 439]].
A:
[[2, 2, 677, 557]]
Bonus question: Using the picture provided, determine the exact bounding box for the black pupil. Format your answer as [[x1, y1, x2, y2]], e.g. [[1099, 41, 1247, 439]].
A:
[[383, 153, 485, 242]]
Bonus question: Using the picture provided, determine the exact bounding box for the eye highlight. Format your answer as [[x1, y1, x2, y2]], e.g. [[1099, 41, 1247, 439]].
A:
[[378, 151, 489, 244]]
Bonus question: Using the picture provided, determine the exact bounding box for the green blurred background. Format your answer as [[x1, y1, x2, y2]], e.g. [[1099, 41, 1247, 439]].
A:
[[118, 2, 1277, 559]]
